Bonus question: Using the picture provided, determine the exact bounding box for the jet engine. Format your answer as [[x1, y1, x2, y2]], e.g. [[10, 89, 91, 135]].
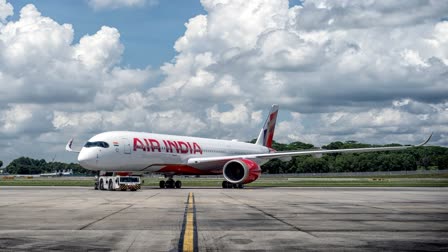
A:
[[223, 159, 261, 184]]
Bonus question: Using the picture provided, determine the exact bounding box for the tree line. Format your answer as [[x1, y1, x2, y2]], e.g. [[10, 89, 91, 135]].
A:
[[3, 157, 93, 175], [1, 140, 447, 175]]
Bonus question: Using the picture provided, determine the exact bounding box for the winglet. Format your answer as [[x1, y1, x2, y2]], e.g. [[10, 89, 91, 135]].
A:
[[66, 138, 80, 153], [416, 132, 433, 147]]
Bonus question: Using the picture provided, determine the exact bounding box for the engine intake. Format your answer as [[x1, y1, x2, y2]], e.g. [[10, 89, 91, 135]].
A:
[[223, 159, 261, 184]]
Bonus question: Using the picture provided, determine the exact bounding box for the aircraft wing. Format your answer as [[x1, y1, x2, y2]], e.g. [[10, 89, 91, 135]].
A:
[[188, 133, 432, 165]]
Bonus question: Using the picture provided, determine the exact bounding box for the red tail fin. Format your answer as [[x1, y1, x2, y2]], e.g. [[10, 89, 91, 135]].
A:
[[255, 104, 278, 148]]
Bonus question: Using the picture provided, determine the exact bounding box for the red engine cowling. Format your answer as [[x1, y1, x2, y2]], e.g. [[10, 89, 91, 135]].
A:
[[223, 159, 261, 184]]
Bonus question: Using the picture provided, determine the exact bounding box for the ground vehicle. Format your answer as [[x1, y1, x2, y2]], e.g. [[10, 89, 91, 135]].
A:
[[95, 172, 141, 191]]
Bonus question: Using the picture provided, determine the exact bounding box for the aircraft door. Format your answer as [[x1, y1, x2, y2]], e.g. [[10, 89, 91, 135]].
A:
[[122, 138, 131, 154]]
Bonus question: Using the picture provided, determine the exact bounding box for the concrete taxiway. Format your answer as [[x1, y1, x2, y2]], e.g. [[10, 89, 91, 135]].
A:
[[0, 186, 447, 251]]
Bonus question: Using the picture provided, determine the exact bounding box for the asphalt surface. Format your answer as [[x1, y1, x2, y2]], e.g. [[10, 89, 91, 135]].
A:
[[0, 186, 447, 251]]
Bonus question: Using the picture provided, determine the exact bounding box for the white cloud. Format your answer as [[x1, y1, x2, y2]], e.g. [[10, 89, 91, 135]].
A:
[[74, 26, 123, 70], [88, 0, 158, 10], [208, 104, 250, 125], [0, 4, 120, 105], [0, 105, 33, 134], [0, 3, 151, 107], [0, 0, 12, 23], [425, 21, 448, 65], [143, 0, 448, 146], [0, 4, 73, 70], [0, 3, 154, 164], [400, 49, 429, 68], [0, 104, 53, 136]]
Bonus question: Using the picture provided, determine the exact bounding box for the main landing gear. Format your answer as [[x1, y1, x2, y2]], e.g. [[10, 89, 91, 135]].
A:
[[222, 181, 244, 189], [159, 177, 182, 189]]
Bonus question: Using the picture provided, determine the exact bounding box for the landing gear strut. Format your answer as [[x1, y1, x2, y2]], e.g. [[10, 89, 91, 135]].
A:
[[94, 171, 100, 190], [222, 181, 244, 189], [159, 177, 182, 189]]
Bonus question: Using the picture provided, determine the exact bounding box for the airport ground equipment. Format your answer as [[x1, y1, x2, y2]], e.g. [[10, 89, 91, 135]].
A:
[[95, 172, 141, 191]]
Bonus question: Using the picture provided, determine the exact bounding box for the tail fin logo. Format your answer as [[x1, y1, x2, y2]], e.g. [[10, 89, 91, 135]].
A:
[[256, 104, 279, 148]]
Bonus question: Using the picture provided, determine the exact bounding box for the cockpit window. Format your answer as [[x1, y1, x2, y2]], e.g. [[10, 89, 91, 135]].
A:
[[84, 141, 110, 148]]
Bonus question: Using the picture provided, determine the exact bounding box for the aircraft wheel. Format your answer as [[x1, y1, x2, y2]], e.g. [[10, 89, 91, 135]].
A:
[[99, 179, 105, 190], [94, 181, 98, 190], [232, 183, 238, 188], [159, 180, 165, 189], [175, 180, 182, 189], [238, 184, 244, 189], [165, 179, 175, 188], [222, 181, 232, 189], [109, 179, 114, 191]]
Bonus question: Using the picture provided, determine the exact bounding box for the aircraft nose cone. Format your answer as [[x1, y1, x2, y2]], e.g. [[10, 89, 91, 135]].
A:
[[78, 149, 96, 169]]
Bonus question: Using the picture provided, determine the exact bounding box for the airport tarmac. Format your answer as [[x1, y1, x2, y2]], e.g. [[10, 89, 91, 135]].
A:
[[0, 186, 447, 251]]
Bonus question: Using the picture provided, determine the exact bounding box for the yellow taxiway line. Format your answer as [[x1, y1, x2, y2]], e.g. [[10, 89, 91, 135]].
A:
[[180, 192, 198, 252]]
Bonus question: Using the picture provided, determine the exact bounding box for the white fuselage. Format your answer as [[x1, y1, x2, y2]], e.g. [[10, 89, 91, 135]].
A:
[[78, 131, 270, 174]]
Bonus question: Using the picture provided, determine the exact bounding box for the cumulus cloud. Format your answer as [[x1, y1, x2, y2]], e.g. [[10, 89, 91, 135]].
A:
[[0, 0, 12, 22], [0, 3, 154, 164], [87, 0, 158, 10], [0, 5, 128, 105], [0, 5, 73, 70], [74, 26, 123, 70], [144, 0, 447, 146]]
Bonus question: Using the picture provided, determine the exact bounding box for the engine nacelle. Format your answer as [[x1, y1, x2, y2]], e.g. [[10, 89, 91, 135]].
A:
[[223, 159, 261, 184]]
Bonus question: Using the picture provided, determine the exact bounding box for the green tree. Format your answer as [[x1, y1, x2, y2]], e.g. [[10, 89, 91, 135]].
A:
[[297, 157, 329, 173], [333, 154, 356, 172], [436, 155, 448, 169], [5, 156, 89, 175], [288, 141, 314, 150], [323, 141, 345, 150], [262, 159, 288, 174]]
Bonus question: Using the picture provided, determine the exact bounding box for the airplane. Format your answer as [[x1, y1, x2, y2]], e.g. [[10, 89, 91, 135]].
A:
[[40, 169, 73, 177], [66, 104, 432, 189]]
